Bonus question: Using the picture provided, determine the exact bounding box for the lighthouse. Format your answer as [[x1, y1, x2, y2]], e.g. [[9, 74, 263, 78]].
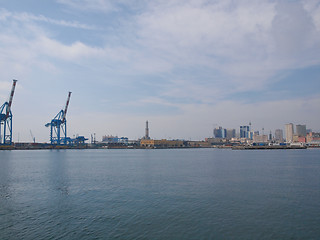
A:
[[145, 120, 150, 139]]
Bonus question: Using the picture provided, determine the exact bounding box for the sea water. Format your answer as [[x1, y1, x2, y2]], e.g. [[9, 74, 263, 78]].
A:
[[0, 148, 319, 239]]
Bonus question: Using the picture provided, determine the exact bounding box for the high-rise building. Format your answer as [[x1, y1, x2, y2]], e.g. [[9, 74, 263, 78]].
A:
[[240, 126, 249, 138], [248, 131, 255, 140], [275, 129, 284, 142], [214, 126, 226, 138], [285, 123, 294, 143], [296, 124, 307, 137], [226, 129, 236, 139]]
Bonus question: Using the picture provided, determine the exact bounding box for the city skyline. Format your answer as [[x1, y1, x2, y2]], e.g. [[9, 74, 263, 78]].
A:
[[1, 1, 320, 142]]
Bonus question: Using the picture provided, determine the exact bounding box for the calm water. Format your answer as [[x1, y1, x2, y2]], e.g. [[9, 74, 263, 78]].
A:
[[0, 148, 319, 240]]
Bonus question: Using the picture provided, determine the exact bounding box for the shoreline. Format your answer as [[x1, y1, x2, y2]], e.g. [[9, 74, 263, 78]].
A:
[[0, 144, 315, 151]]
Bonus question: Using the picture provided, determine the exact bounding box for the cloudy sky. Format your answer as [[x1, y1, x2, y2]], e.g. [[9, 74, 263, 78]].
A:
[[0, 0, 320, 142]]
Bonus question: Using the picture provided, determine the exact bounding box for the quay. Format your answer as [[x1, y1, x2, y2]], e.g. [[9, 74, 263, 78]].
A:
[[232, 145, 307, 150]]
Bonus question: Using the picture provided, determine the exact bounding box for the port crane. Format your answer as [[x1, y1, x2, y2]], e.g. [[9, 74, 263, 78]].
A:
[[30, 130, 35, 143], [0, 79, 18, 145], [45, 92, 71, 145]]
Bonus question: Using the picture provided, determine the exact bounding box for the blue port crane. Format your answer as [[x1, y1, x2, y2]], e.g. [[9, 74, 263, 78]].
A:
[[0, 79, 18, 145], [45, 92, 72, 145]]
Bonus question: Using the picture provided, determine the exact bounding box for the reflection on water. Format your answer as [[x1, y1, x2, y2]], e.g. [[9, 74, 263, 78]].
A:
[[0, 152, 12, 200], [48, 150, 70, 196]]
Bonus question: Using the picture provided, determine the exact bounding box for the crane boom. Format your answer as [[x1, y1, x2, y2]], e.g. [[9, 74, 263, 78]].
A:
[[6, 79, 18, 118], [30, 130, 35, 143], [62, 91, 71, 123]]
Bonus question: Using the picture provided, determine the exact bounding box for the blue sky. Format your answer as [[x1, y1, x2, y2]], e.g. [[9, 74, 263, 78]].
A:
[[0, 0, 320, 142]]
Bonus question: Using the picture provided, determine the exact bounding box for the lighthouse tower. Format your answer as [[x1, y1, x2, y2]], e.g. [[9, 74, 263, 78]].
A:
[[145, 120, 150, 139]]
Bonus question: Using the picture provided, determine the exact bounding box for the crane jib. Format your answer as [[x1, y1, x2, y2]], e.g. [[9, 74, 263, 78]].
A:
[[5, 79, 17, 118], [62, 92, 71, 123]]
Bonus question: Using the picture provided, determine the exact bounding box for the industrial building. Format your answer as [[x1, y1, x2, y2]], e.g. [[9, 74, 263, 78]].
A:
[[102, 135, 129, 144]]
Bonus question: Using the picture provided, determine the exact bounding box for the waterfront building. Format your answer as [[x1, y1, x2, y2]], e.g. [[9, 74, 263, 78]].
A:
[[248, 131, 254, 140], [275, 129, 284, 142], [292, 134, 306, 143], [285, 123, 294, 143], [140, 139, 156, 148], [226, 129, 236, 139], [102, 135, 118, 143], [206, 137, 225, 146], [306, 132, 320, 145], [188, 140, 211, 148], [240, 126, 250, 138], [296, 124, 307, 137], [102, 135, 128, 144], [253, 134, 268, 143], [214, 126, 226, 138], [140, 139, 187, 148]]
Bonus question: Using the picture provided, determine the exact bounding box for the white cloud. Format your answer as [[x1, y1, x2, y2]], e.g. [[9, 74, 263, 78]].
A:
[[133, 0, 320, 97], [270, 2, 320, 66], [0, 8, 96, 30], [2, 1, 319, 99], [303, 0, 320, 31], [56, 0, 119, 12], [0, 10, 135, 79]]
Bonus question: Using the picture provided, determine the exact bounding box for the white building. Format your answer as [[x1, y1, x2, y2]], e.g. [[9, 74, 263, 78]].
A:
[[285, 123, 294, 143]]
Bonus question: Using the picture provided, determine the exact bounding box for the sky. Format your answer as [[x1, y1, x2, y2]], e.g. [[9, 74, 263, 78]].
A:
[[0, 0, 320, 142]]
